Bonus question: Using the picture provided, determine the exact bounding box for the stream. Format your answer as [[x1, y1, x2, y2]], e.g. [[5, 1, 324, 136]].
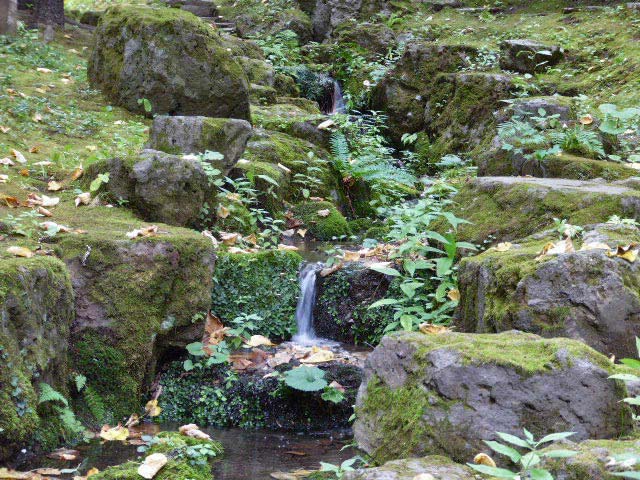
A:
[[18, 425, 356, 479]]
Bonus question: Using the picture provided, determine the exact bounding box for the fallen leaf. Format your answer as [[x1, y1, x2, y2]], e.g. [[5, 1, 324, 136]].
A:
[[216, 204, 230, 218], [316, 209, 330, 218], [179, 424, 211, 440], [244, 233, 258, 245], [37, 206, 53, 217], [220, 232, 239, 245], [126, 225, 159, 239], [328, 380, 345, 392], [473, 453, 496, 467], [47, 448, 80, 461], [297, 228, 307, 238], [493, 242, 512, 252], [412, 475, 435, 480], [19, 168, 29, 177], [75, 192, 91, 207], [243, 335, 275, 348], [99, 424, 129, 441], [535, 237, 574, 260], [28, 146, 40, 153], [145, 399, 162, 417], [33, 161, 52, 166], [7, 246, 35, 258], [267, 351, 293, 368], [0, 126, 10, 133], [125, 413, 140, 428], [2, 195, 20, 207], [342, 250, 361, 262], [41, 195, 60, 207], [36, 67, 53, 73], [317, 119, 335, 130], [70, 166, 84, 181], [300, 348, 334, 364], [277, 163, 291, 174], [320, 263, 343, 277], [0, 174, 7, 183], [278, 244, 299, 251], [203, 310, 227, 348], [285, 451, 307, 456], [0, 157, 15, 166], [0, 468, 38, 479], [579, 242, 611, 251], [447, 288, 460, 302], [86, 468, 99, 477], [11, 149, 26, 164], [137, 453, 167, 479], [579, 114, 594, 125], [48, 180, 62, 191], [32, 113, 43, 122], [33, 468, 62, 475], [419, 323, 450, 335], [606, 243, 639, 263]]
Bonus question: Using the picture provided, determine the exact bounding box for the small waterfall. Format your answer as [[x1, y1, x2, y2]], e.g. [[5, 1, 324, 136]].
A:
[[331, 80, 346, 115], [292, 263, 321, 346]]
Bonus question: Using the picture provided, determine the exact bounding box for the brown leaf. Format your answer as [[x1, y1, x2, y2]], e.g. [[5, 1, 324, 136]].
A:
[[179, 424, 211, 440], [220, 232, 239, 245], [19, 169, 29, 177], [447, 288, 460, 302], [216, 204, 230, 218], [126, 225, 159, 239], [473, 453, 496, 467], [37, 206, 53, 217], [70, 167, 84, 181], [7, 246, 35, 258], [47, 180, 62, 191], [28, 146, 40, 153], [2, 195, 20, 207], [419, 323, 451, 335], [243, 335, 275, 348], [606, 243, 639, 263], [47, 448, 80, 461], [0, 157, 15, 166], [320, 263, 343, 277], [137, 453, 167, 479], [75, 192, 91, 207], [202, 310, 227, 348]]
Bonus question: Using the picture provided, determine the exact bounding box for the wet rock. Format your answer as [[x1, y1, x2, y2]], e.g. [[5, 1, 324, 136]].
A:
[[314, 262, 392, 344], [332, 21, 397, 56], [344, 456, 476, 480], [0, 257, 74, 462], [85, 149, 216, 228], [457, 223, 640, 359], [306, 0, 391, 40], [166, 0, 218, 17], [449, 176, 640, 244], [88, 5, 250, 119], [371, 42, 477, 143], [500, 39, 564, 73], [148, 116, 252, 173], [354, 331, 633, 464]]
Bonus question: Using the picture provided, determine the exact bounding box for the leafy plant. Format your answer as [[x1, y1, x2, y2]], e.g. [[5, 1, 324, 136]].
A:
[[321, 386, 346, 404], [283, 366, 327, 392], [89, 172, 110, 193], [38, 383, 84, 439], [468, 429, 577, 480], [319, 457, 362, 479], [552, 218, 583, 239], [137, 97, 152, 114], [609, 337, 640, 424]]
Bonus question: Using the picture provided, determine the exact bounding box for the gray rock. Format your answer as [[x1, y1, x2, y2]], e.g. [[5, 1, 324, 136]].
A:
[[457, 223, 640, 359], [500, 39, 564, 74], [87, 149, 216, 228], [88, 5, 250, 120], [344, 456, 477, 480], [307, 0, 392, 40], [148, 116, 252, 174], [354, 331, 632, 464]]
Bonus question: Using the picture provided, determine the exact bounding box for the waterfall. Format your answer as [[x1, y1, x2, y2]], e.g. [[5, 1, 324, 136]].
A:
[[292, 263, 321, 345], [331, 80, 346, 114]]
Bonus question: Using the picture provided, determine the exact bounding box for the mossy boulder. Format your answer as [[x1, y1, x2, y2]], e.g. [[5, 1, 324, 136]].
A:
[[450, 176, 640, 245], [332, 21, 397, 57], [88, 5, 250, 119], [371, 42, 477, 144], [85, 150, 216, 229], [252, 103, 330, 149], [0, 256, 74, 461], [291, 201, 350, 240], [541, 438, 640, 479], [307, 0, 391, 40], [457, 223, 640, 359], [500, 39, 564, 74], [91, 431, 223, 480], [148, 116, 252, 173], [344, 456, 477, 480], [354, 331, 632, 464], [314, 262, 394, 344], [210, 250, 302, 339]]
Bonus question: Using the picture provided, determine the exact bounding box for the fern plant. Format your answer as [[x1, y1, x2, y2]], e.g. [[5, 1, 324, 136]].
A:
[[38, 383, 84, 439], [549, 126, 605, 159]]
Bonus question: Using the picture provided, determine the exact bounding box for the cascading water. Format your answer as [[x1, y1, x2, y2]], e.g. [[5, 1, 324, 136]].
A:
[[292, 262, 322, 345], [330, 80, 346, 114]]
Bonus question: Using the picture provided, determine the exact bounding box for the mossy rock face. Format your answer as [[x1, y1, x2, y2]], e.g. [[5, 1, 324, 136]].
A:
[[252, 104, 329, 149], [541, 439, 640, 479], [50, 207, 216, 419], [371, 42, 478, 144], [343, 455, 477, 480], [87, 5, 250, 119], [500, 39, 564, 74], [85, 150, 217, 229], [0, 256, 74, 461], [332, 21, 397, 57], [450, 176, 640, 245], [291, 201, 350, 240], [314, 262, 394, 344], [457, 223, 640, 359], [354, 331, 632, 464], [210, 250, 302, 339], [307, 0, 391, 40], [91, 432, 223, 480], [148, 116, 253, 174], [233, 7, 313, 43]]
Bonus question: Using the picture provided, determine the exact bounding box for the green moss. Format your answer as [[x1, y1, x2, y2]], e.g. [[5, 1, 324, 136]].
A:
[[211, 250, 302, 339], [292, 201, 350, 240]]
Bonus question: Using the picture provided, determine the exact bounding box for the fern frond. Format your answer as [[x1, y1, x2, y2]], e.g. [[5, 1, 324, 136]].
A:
[[83, 385, 107, 422], [39, 383, 69, 407], [330, 131, 350, 162], [58, 407, 84, 438]]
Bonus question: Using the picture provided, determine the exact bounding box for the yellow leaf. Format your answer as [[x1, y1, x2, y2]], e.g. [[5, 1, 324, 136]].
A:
[[300, 348, 334, 364], [220, 232, 239, 245], [137, 453, 167, 479], [297, 228, 307, 238], [243, 335, 275, 348], [493, 242, 512, 252], [579, 114, 594, 125], [447, 288, 460, 302], [419, 323, 450, 335], [606, 243, 639, 263], [579, 242, 610, 251], [342, 250, 361, 262], [48, 180, 62, 191], [28, 146, 40, 153], [277, 244, 299, 251], [179, 424, 211, 440], [99, 424, 129, 441], [87, 468, 100, 477], [70, 166, 84, 181], [86, 145, 97, 152], [75, 192, 91, 207], [216, 204, 230, 218], [144, 399, 162, 417], [7, 246, 34, 258], [473, 453, 496, 467]]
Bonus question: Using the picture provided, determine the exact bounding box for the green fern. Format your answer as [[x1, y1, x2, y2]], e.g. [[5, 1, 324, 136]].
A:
[[38, 382, 69, 407], [83, 385, 107, 423], [550, 126, 605, 158], [58, 407, 84, 438], [330, 131, 350, 162]]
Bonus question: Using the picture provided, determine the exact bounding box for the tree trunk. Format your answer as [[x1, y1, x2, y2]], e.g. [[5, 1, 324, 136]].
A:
[[0, 0, 18, 35], [33, 0, 63, 26]]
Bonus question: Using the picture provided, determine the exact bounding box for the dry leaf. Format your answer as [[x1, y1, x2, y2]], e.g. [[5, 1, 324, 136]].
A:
[[493, 242, 512, 252], [535, 237, 574, 260], [297, 228, 307, 238], [606, 243, 639, 263], [179, 424, 211, 440], [99, 424, 129, 441], [47, 180, 62, 191], [317, 119, 335, 130], [473, 453, 496, 467], [342, 250, 361, 262], [29, 146, 40, 153], [220, 232, 239, 246], [70, 166, 84, 181], [267, 351, 293, 368], [277, 163, 291, 173], [19, 168, 29, 177], [412, 475, 435, 480], [41, 195, 60, 207], [11, 149, 26, 164], [32, 113, 43, 122], [33, 468, 62, 475], [301, 348, 334, 364], [36, 67, 53, 73], [86, 468, 99, 477], [33, 161, 52, 166], [145, 399, 162, 417], [579, 114, 594, 125], [244, 233, 258, 245], [126, 225, 159, 239], [243, 335, 275, 348], [320, 263, 343, 277], [419, 323, 450, 335], [0, 468, 39, 479], [0, 174, 7, 183], [0, 157, 15, 166], [0, 126, 10, 133], [277, 244, 299, 251], [37, 206, 53, 217], [75, 192, 91, 207], [203, 310, 227, 348], [579, 242, 610, 251], [125, 413, 140, 428], [7, 246, 35, 258], [447, 288, 460, 302], [328, 380, 345, 392], [137, 453, 168, 479], [47, 448, 80, 461], [316, 209, 330, 218], [216, 204, 230, 218], [2, 195, 20, 207]]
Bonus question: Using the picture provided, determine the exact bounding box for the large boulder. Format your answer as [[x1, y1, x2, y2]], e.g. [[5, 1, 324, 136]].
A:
[[371, 42, 477, 144], [354, 331, 632, 464], [457, 223, 640, 359], [344, 456, 477, 480], [500, 39, 564, 74], [85, 150, 216, 229], [88, 5, 251, 120], [303, 0, 391, 40], [450, 176, 640, 245], [0, 256, 75, 461], [148, 116, 252, 173]]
